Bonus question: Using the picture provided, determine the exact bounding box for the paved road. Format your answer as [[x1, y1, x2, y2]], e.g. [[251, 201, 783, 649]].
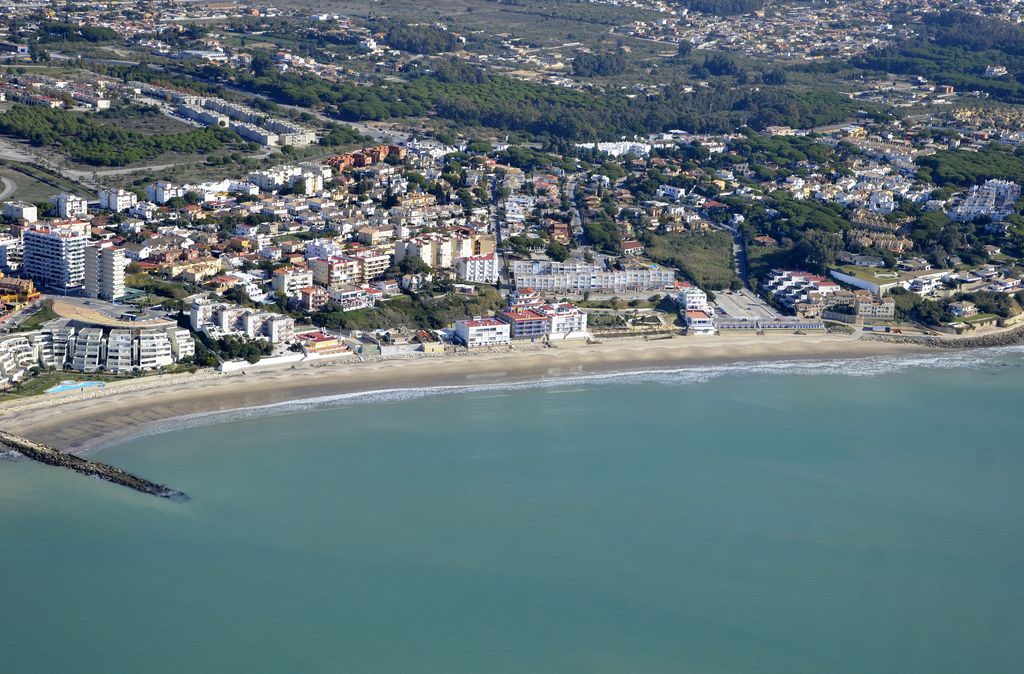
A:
[[0, 176, 16, 201]]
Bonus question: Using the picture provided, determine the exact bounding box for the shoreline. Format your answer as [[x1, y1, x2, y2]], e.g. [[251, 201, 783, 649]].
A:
[[0, 332, 940, 455]]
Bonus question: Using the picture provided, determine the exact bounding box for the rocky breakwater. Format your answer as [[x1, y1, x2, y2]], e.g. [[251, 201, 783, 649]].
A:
[[0, 430, 187, 501], [862, 323, 1024, 350]]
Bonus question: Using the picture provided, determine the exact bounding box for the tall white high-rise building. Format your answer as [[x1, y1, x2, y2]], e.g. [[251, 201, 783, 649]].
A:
[[84, 245, 127, 301], [22, 225, 87, 291]]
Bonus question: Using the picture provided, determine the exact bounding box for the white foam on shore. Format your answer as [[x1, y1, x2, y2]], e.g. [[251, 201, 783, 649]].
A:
[[83, 345, 1024, 456]]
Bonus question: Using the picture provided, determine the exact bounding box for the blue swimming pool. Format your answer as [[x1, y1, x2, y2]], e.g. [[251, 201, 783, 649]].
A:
[[45, 381, 106, 394]]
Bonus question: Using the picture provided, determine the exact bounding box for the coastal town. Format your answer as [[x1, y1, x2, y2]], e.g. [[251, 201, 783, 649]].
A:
[[3, 2, 1024, 672], [0, 0, 1022, 398]]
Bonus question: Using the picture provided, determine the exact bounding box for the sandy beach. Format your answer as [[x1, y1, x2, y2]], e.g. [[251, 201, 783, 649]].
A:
[[0, 333, 926, 454]]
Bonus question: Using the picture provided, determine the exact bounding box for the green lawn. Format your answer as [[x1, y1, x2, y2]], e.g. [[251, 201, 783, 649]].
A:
[[0, 161, 90, 204], [0, 371, 124, 402], [963, 313, 999, 324], [15, 301, 58, 332]]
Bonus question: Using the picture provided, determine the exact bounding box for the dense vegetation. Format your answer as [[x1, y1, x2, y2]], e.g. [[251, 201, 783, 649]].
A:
[[856, 12, 1024, 103], [679, 0, 765, 16], [312, 288, 504, 331], [197, 334, 273, 365], [372, 19, 460, 54], [917, 146, 1024, 187], [221, 61, 860, 140], [571, 51, 628, 77], [644, 230, 739, 289], [0, 105, 240, 166], [37, 21, 120, 43]]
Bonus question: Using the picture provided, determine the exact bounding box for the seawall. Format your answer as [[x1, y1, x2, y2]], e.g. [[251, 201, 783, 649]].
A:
[[0, 430, 187, 501], [862, 323, 1024, 349]]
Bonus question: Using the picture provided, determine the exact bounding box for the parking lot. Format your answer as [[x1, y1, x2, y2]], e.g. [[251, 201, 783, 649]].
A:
[[713, 288, 779, 320]]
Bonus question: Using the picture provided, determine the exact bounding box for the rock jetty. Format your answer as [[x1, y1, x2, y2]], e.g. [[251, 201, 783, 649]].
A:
[[0, 430, 187, 501], [863, 323, 1024, 350]]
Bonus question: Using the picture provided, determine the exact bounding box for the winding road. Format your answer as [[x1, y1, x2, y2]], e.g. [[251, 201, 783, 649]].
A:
[[0, 176, 16, 201]]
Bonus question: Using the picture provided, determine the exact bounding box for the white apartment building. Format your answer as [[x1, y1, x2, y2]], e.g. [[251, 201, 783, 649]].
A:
[[136, 330, 174, 370], [84, 245, 127, 301], [72, 328, 106, 372], [98, 188, 138, 213], [684, 309, 716, 335], [0, 334, 39, 388], [511, 260, 676, 294], [166, 328, 195, 361], [455, 252, 499, 284], [2, 201, 37, 223], [22, 224, 87, 291], [455, 317, 511, 348], [763, 269, 841, 308], [534, 303, 588, 340], [0, 235, 22, 273], [35, 325, 75, 369], [395, 234, 474, 270], [271, 267, 314, 298], [191, 298, 296, 345], [147, 181, 187, 205], [105, 329, 135, 373], [309, 256, 360, 289], [677, 286, 711, 313], [50, 193, 88, 219], [304, 238, 345, 259], [351, 250, 391, 282]]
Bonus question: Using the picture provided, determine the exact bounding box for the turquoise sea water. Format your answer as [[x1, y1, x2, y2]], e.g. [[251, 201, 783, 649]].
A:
[[2, 349, 1024, 673]]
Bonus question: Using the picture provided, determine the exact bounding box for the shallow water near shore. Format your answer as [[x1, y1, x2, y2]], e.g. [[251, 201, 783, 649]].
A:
[[2, 350, 1024, 673]]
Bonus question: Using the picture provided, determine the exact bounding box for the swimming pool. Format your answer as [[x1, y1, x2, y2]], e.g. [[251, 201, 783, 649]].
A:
[[45, 381, 106, 394]]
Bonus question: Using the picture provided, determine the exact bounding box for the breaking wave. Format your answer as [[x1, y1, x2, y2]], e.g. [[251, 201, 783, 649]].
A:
[[89, 345, 1024, 454]]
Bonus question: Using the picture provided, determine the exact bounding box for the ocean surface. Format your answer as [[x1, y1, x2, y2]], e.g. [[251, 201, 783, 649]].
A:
[[2, 349, 1024, 674]]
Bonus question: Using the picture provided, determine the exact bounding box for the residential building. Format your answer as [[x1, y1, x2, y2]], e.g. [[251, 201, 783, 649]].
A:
[[455, 252, 499, 284], [684, 310, 716, 335], [165, 328, 196, 361], [50, 193, 88, 219], [510, 260, 675, 293], [0, 334, 38, 388], [455, 317, 511, 348], [855, 295, 896, 320], [535, 303, 588, 340], [498, 310, 549, 340], [71, 328, 105, 372], [947, 301, 978, 318], [84, 245, 127, 301], [136, 330, 174, 370], [3, 201, 37, 223], [104, 329, 135, 373], [190, 298, 296, 344], [271, 266, 314, 298], [0, 235, 23, 273], [677, 286, 711, 313], [309, 255, 360, 289], [763, 269, 841, 308], [22, 224, 87, 291], [98, 188, 138, 213]]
